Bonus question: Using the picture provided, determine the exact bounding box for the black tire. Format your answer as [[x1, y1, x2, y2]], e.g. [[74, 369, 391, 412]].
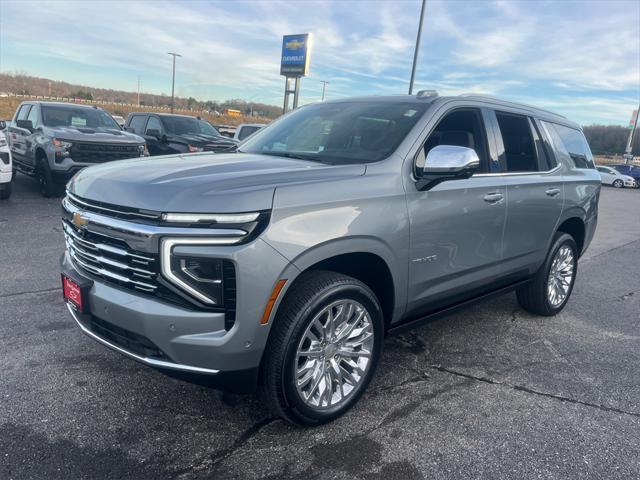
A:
[[516, 232, 578, 316], [0, 181, 11, 200], [36, 158, 61, 197], [259, 270, 384, 426], [612, 179, 624, 188]]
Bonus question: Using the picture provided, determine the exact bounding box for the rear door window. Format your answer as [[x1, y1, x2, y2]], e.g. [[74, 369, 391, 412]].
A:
[[494, 111, 541, 172], [542, 122, 595, 169], [128, 115, 147, 134]]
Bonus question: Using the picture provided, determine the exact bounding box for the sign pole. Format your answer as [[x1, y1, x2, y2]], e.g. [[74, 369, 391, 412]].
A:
[[624, 106, 640, 164], [280, 33, 312, 114]]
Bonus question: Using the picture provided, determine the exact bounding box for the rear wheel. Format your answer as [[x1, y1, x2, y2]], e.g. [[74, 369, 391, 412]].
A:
[[517, 232, 577, 316], [260, 271, 384, 426], [613, 179, 624, 188]]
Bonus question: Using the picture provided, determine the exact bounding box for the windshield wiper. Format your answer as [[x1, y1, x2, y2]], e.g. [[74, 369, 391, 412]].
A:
[[260, 151, 324, 162]]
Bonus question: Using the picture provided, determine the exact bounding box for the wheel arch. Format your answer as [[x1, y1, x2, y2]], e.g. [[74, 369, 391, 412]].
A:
[[556, 215, 586, 256], [274, 237, 406, 331]]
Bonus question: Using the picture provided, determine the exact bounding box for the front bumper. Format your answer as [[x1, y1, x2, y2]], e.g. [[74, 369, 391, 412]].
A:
[[61, 234, 291, 392]]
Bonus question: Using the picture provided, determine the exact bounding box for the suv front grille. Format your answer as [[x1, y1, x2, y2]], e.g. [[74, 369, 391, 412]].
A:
[[63, 194, 238, 328], [70, 142, 140, 163], [63, 219, 160, 293]]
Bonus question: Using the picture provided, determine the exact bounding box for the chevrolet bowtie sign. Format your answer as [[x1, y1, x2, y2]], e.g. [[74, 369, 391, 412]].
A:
[[280, 33, 312, 77]]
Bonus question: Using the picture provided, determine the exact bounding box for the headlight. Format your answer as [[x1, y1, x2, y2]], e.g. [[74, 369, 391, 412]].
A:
[[138, 144, 149, 156], [173, 257, 224, 305], [0, 137, 7, 148], [52, 138, 73, 149], [187, 144, 204, 153], [161, 238, 243, 305]]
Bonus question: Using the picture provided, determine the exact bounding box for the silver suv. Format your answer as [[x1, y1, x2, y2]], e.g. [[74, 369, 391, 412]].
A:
[[60, 93, 600, 425]]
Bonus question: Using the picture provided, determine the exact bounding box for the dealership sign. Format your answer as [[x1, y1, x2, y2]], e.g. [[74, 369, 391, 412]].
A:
[[280, 33, 312, 77]]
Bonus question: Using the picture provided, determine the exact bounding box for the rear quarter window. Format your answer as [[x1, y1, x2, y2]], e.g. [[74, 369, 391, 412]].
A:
[[542, 122, 595, 169]]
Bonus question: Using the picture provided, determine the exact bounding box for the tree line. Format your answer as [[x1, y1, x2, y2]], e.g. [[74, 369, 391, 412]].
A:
[[582, 125, 639, 156]]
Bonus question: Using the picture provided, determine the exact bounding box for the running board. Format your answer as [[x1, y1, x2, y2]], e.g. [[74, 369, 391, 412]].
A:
[[387, 279, 531, 336]]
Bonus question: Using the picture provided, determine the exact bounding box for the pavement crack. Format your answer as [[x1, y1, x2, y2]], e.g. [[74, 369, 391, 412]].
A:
[[0, 286, 61, 299], [176, 417, 280, 476], [431, 365, 640, 419]]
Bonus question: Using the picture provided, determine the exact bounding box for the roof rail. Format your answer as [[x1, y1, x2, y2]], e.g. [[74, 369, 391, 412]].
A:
[[458, 94, 567, 119]]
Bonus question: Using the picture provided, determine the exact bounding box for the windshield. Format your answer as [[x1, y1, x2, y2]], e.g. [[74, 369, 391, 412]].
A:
[[42, 106, 120, 129], [161, 116, 220, 136], [240, 101, 428, 164]]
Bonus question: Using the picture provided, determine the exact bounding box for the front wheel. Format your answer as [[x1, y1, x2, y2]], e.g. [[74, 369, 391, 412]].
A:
[[517, 232, 578, 316], [612, 179, 624, 188], [260, 271, 384, 426], [36, 159, 62, 197]]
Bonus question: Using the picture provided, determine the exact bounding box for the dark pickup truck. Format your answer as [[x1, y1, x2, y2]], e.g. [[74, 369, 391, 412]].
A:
[[124, 113, 237, 156], [8, 101, 147, 196]]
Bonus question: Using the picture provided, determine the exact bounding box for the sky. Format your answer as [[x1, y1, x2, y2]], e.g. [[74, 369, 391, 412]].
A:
[[0, 0, 638, 125]]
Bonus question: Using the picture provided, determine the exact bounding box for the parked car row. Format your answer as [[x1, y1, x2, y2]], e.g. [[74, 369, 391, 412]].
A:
[[3, 101, 252, 197], [596, 165, 638, 188]]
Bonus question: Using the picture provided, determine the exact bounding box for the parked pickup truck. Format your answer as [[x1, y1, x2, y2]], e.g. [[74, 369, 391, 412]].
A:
[[124, 113, 237, 156], [60, 92, 600, 425], [8, 101, 147, 196]]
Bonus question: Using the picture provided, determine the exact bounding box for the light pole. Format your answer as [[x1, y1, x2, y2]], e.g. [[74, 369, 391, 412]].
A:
[[168, 52, 182, 113], [320, 80, 329, 101], [408, 0, 426, 95]]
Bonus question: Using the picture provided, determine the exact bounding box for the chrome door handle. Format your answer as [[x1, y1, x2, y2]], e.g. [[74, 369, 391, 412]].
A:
[[483, 192, 504, 204], [545, 188, 561, 197]]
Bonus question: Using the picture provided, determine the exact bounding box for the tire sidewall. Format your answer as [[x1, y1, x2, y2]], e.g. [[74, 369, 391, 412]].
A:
[[281, 282, 383, 424], [542, 233, 578, 314]]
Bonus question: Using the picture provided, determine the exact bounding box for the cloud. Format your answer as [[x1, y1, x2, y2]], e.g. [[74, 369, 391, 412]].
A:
[[0, 0, 637, 124]]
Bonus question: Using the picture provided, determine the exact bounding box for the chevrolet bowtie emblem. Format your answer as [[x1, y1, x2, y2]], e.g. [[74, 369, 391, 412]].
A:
[[72, 212, 89, 228]]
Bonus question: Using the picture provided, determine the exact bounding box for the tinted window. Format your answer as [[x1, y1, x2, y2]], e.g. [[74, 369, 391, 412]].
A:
[[42, 106, 119, 129], [128, 115, 147, 134], [241, 101, 428, 164], [612, 165, 629, 173], [146, 116, 163, 134], [495, 112, 539, 172], [238, 125, 262, 141], [416, 108, 491, 173], [160, 116, 219, 136], [16, 105, 32, 121], [544, 122, 594, 169]]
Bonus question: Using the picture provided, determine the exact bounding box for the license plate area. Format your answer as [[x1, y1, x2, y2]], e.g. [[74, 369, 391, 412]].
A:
[[61, 273, 92, 313]]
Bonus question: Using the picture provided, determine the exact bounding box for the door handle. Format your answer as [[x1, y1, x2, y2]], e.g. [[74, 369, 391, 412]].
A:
[[545, 188, 561, 197], [483, 192, 504, 204]]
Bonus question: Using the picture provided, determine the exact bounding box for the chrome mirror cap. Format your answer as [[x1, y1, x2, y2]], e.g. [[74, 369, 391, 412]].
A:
[[423, 145, 480, 175]]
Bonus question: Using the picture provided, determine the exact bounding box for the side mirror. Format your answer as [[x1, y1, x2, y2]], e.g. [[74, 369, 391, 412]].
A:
[[0, 120, 6, 130], [417, 145, 479, 191], [146, 128, 161, 138], [16, 119, 34, 133], [124, 126, 134, 133]]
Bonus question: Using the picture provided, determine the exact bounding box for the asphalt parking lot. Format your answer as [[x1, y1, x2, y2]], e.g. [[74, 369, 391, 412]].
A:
[[2, 175, 640, 480]]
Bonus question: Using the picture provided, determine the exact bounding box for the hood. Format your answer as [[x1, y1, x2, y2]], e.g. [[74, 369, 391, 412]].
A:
[[167, 133, 238, 146], [44, 126, 144, 144], [68, 153, 365, 213]]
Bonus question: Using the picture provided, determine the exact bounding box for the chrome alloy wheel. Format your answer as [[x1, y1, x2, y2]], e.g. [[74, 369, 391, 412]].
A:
[[547, 245, 575, 307], [295, 300, 374, 409]]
